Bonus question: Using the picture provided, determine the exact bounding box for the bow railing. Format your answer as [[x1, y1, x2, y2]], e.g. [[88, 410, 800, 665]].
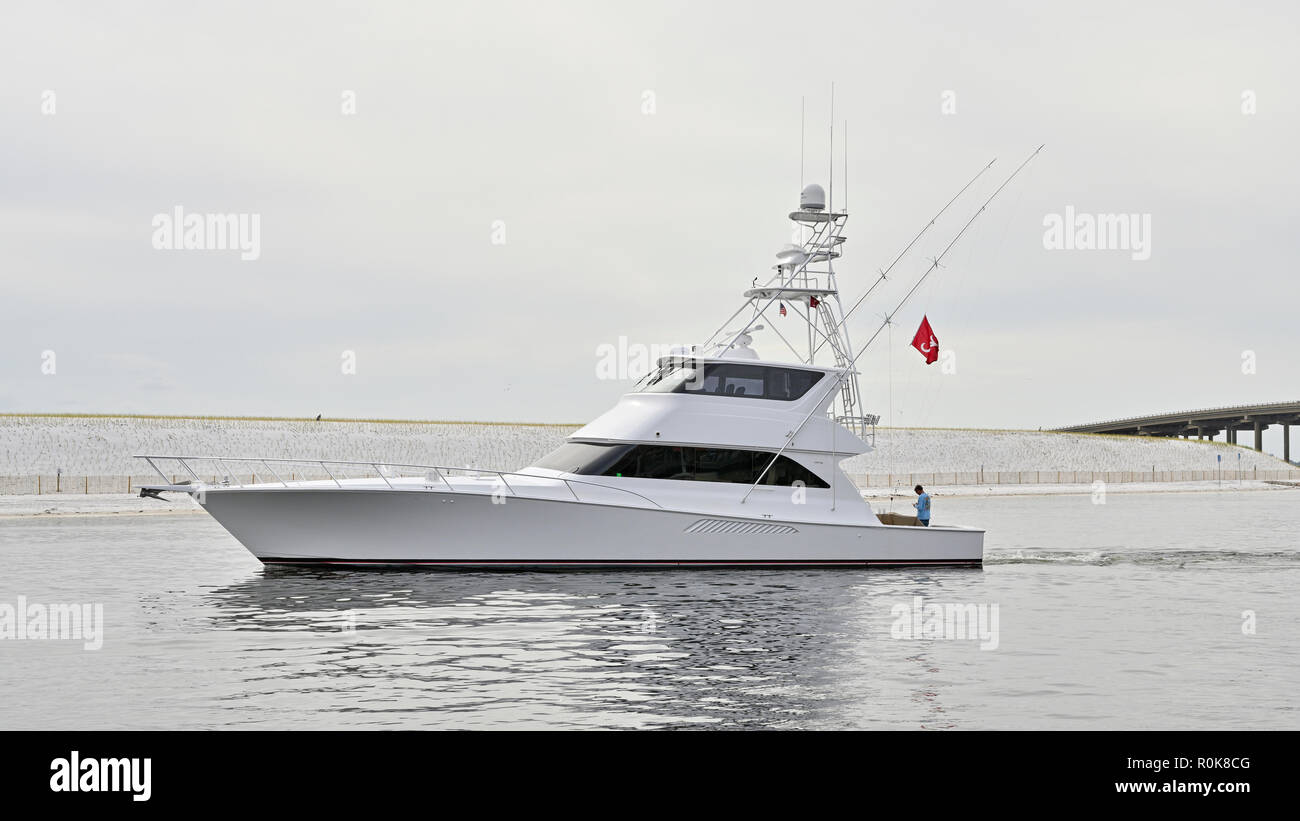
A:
[[135, 455, 663, 509]]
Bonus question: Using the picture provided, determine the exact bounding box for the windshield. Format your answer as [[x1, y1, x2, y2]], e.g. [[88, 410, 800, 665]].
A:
[[529, 442, 634, 475]]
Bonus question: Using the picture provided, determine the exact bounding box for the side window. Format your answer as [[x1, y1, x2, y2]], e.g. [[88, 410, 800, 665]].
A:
[[677, 364, 822, 400], [602, 445, 828, 487], [694, 448, 756, 483], [723, 374, 764, 397], [769, 369, 791, 400], [760, 455, 828, 487], [639, 446, 693, 480], [605, 448, 641, 479], [607, 445, 694, 480], [767, 367, 823, 400]]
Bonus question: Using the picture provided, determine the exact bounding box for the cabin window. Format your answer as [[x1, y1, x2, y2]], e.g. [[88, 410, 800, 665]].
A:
[[532, 442, 830, 488], [529, 442, 633, 475], [639, 359, 824, 401], [601, 445, 829, 488]]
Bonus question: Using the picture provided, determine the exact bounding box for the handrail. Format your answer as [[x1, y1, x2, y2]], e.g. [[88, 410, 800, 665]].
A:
[[135, 454, 664, 509]]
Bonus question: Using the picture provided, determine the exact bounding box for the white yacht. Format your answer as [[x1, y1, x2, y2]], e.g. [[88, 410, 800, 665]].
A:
[[140, 182, 986, 568]]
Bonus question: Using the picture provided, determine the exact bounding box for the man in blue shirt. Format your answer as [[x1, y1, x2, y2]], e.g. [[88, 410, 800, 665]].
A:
[[913, 484, 931, 526]]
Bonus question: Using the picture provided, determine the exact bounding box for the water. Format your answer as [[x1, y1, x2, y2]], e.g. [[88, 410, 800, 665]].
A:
[[1, 490, 1297, 729]]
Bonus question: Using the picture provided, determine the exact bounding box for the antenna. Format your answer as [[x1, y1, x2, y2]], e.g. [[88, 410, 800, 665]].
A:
[[828, 83, 834, 218], [843, 120, 848, 213], [800, 97, 805, 191]]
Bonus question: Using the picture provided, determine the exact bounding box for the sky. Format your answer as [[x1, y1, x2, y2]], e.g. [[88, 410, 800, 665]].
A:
[[2, 1, 1297, 454]]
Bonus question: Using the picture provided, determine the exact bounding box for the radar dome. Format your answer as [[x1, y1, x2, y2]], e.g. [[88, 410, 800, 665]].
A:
[[800, 183, 826, 212]]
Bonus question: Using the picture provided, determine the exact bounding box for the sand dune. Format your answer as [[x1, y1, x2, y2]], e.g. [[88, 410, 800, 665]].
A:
[[0, 414, 1289, 477]]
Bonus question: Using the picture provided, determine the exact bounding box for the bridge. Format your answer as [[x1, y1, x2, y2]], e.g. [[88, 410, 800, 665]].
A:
[[1053, 400, 1300, 461]]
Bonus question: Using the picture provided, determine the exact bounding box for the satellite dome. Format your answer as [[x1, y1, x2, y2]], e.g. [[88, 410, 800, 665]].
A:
[[800, 183, 826, 212]]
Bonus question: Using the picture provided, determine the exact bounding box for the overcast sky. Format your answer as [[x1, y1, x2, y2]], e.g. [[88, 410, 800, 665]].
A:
[[3, 1, 1297, 451]]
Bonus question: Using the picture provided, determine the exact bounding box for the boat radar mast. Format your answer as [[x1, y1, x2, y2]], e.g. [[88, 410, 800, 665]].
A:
[[700, 181, 876, 438]]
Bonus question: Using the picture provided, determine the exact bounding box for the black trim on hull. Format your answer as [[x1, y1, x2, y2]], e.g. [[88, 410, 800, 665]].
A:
[[258, 557, 983, 569]]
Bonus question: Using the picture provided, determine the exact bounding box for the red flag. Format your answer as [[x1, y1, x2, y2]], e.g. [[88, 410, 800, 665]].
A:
[[779, 303, 787, 317], [808, 296, 820, 308], [911, 315, 939, 364]]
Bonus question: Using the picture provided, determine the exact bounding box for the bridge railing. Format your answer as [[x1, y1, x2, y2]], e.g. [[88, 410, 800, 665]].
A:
[[1054, 400, 1300, 432]]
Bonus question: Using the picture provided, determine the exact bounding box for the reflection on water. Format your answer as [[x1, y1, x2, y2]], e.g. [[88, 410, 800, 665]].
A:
[[1, 490, 1298, 729], [199, 567, 970, 729]]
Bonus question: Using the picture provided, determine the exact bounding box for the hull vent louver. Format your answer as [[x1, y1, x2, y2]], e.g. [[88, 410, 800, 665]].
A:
[[685, 519, 798, 535]]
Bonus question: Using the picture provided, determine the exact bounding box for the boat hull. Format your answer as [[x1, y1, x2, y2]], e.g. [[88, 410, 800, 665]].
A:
[[197, 487, 984, 568]]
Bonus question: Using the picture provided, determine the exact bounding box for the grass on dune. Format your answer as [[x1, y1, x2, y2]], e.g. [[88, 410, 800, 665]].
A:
[[879, 424, 1262, 448], [2, 415, 1276, 455], [0, 412, 581, 428]]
